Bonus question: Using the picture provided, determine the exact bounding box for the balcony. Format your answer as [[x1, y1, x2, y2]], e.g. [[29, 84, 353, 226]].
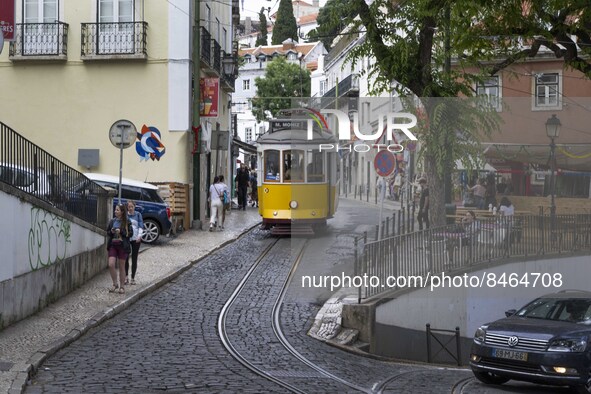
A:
[[200, 27, 211, 66], [322, 74, 360, 99], [212, 40, 221, 74], [9, 22, 68, 60], [80, 22, 147, 60]]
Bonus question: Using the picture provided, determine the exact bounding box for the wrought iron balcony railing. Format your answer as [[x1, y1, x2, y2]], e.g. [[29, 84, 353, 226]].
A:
[[212, 40, 221, 74], [81, 21, 147, 58], [9, 22, 68, 58], [323, 73, 359, 99], [201, 27, 211, 66]]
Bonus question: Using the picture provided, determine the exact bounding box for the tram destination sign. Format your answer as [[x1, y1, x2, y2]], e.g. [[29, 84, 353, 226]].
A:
[[269, 119, 308, 133]]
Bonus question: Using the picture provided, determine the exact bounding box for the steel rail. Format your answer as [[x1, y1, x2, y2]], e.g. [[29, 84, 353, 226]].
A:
[[217, 238, 306, 394], [271, 239, 370, 393]]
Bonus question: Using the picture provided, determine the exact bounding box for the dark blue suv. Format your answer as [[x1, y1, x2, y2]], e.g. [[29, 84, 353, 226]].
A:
[[84, 173, 172, 243]]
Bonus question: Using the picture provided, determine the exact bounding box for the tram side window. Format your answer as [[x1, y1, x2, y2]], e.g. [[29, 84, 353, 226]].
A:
[[264, 150, 280, 181], [306, 151, 325, 182], [283, 150, 304, 182]]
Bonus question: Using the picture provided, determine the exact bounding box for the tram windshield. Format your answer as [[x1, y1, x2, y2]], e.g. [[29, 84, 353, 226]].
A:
[[264, 150, 280, 181], [306, 150, 325, 182], [283, 150, 304, 182]]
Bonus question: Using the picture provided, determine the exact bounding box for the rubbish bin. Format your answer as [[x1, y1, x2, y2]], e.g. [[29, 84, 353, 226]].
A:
[[445, 203, 457, 225]]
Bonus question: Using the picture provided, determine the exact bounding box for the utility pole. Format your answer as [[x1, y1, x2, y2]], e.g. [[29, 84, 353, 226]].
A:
[[192, 0, 201, 227], [443, 4, 452, 206]]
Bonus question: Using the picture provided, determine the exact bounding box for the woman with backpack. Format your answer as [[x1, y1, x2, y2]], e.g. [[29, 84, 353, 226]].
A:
[[209, 175, 229, 231]]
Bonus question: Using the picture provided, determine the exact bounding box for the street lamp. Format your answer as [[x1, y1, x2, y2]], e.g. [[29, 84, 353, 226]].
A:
[[222, 53, 236, 75], [545, 114, 561, 221]]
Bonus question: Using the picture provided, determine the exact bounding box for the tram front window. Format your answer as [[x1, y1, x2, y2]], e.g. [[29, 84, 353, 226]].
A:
[[283, 150, 304, 182], [306, 151, 325, 182], [264, 150, 280, 181]]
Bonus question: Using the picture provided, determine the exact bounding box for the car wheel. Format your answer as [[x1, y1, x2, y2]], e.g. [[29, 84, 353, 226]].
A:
[[142, 219, 161, 244], [472, 371, 510, 385], [574, 374, 591, 394]]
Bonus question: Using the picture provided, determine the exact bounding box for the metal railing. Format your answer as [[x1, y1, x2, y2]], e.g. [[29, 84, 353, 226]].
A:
[[355, 214, 591, 300], [201, 27, 211, 65], [212, 40, 221, 73], [81, 21, 147, 57], [426, 324, 462, 366], [0, 122, 109, 228], [9, 22, 68, 57], [323, 74, 360, 98]]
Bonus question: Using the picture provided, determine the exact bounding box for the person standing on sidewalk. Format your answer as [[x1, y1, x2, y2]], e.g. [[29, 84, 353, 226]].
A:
[[417, 177, 430, 230], [107, 204, 133, 294], [218, 175, 230, 229], [235, 164, 250, 210], [209, 176, 228, 231], [124, 200, 143, 286]]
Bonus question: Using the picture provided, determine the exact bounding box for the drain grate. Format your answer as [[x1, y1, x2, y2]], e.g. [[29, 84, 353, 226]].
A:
[[0, 361, 14, 372], [267, 370, 327, 379]]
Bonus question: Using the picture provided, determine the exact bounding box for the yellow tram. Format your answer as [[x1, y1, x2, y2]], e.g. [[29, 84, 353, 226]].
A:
[[256, 110, 339, 235]]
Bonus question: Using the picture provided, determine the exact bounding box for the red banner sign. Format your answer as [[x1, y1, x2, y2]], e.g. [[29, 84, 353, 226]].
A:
[[199, 78, 219, 118], [0, 0, 15, 41]]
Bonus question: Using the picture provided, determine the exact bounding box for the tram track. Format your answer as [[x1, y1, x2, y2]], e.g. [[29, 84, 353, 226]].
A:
[[218, 237, 370, 393]]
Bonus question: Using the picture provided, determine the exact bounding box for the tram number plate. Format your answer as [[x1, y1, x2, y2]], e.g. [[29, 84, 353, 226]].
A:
[[492, 348, 528, 361]]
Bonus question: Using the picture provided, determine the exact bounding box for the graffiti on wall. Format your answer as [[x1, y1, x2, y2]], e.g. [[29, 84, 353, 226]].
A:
[[28, 207, 71, 271]]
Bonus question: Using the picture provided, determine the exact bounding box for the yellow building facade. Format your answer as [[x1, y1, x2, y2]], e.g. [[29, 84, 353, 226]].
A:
[[0, 0, 237, 227]]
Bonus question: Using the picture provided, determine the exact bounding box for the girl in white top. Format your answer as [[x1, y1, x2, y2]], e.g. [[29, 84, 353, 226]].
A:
[[498, 197, 515, 217], [209, 176, 229, 231]]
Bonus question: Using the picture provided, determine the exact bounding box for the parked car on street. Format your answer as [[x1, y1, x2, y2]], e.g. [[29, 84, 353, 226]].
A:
[[83, 173, 172, 244], [0, 162, 53, 198], [470, 290, 591, 393]]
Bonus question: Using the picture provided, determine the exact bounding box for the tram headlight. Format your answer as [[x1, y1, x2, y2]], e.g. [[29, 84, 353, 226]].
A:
[[289, 200, 298, 209]]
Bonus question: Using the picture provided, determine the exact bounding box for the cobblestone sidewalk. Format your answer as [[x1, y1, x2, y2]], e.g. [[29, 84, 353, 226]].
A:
[[0, 208, 261, 394]]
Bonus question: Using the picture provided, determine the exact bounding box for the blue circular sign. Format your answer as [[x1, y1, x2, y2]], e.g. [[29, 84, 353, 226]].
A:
[[374, 150, 396, 177]]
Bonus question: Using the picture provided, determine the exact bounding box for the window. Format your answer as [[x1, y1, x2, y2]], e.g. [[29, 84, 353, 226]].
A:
[[476, 76, 501, 110], [282, 150, 304, 182], [98, 0, 135, 54], [245, 127, 252, 143], [23, 0, 59, 55], [306, 151, 325, 182], [216, 18, 220, 43], [243, 79, 250, 90], [206, 5, 211, 33], [264, 150, 280, 181], [534, 72, 561, 109], [222, 28, 227, 52], [287, 52, 297, 60], [361, 102, 371, 125], [319, 79, 327, 96]]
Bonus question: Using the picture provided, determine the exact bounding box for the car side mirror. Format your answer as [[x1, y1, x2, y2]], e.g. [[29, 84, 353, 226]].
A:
[[505, 309, 517, 317]]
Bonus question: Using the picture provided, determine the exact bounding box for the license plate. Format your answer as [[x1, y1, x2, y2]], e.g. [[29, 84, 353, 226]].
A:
[[492, 348, 528, 361]]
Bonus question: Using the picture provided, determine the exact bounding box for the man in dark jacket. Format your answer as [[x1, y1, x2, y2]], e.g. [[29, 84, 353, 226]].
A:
[[417, 177, 430, 230], [235, 164, 250, 210]]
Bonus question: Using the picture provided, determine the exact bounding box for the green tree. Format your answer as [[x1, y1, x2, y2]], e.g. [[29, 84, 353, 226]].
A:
[[272, 0, 298, 45], [255, 7, 268, 47], [252, 57, 311, 121], [350, 0, 591, 225], [306, 0, 358, 49]]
